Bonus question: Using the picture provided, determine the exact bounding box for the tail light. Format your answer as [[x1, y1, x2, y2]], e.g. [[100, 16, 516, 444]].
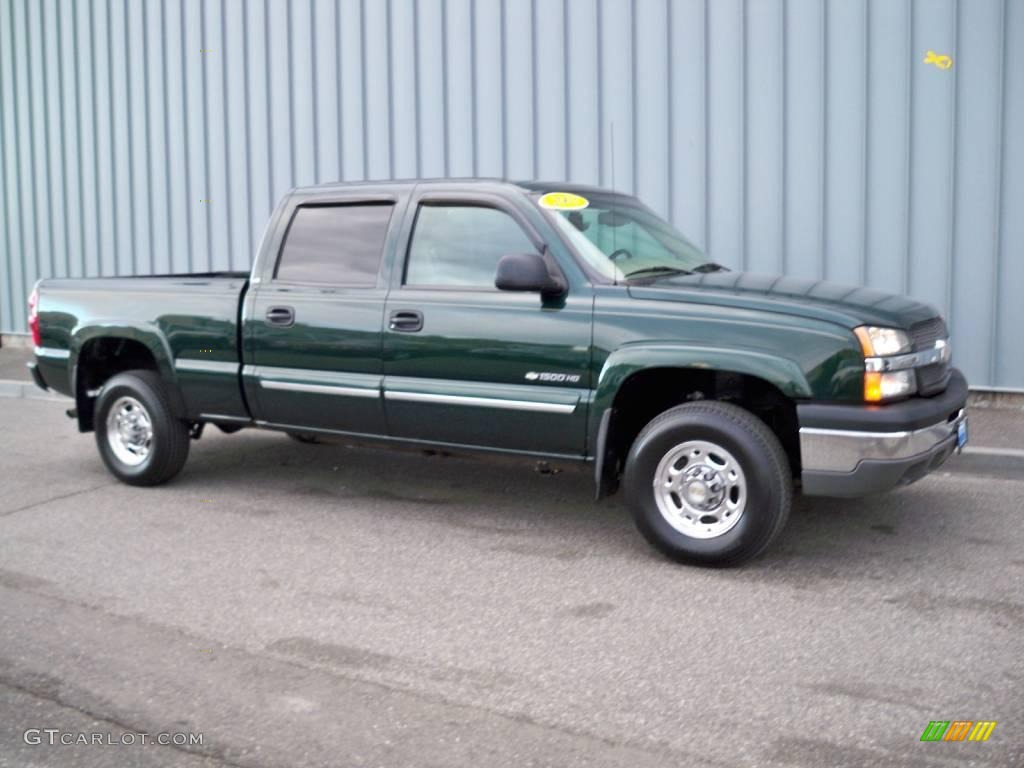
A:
[[28, 286, 41, 347]]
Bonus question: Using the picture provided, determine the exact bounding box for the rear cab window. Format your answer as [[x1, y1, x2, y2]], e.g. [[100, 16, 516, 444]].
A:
[[275, 203, 394, 285]]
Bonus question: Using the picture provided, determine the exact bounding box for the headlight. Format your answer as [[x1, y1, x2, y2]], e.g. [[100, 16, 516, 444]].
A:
[[854, 326, 916, 402], [853, 326, 912, 357], [864, 370, 916, 402]]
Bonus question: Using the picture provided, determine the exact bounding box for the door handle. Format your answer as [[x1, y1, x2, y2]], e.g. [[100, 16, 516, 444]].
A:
[[389, 310, 423, 333], [266, 306, 295, 326]]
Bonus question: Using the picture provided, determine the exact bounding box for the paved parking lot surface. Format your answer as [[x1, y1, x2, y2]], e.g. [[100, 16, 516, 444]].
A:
[[0, 398, 1020, 767]]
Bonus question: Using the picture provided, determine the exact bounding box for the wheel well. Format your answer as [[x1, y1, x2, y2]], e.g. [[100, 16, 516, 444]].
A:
[[600, 368, 800, 495], [74, 338, 162, 432]]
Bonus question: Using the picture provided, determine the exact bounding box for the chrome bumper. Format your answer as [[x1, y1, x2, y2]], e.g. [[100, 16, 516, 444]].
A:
[[800, 408, 966, 474]]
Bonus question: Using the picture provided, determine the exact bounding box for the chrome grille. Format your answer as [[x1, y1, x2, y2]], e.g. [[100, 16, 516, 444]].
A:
[[910, 317, 948, 350], [910, 317, 950, 395]]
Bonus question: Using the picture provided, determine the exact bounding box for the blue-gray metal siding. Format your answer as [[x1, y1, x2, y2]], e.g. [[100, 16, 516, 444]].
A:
[[1, 0, 1021, 388]]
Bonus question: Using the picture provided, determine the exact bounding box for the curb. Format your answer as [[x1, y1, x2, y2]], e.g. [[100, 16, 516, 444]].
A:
[[942, 447, 1024, 479], [968, 389, 1024, 411], [0, 333, 34, 349], [0, 378, 72, 403]]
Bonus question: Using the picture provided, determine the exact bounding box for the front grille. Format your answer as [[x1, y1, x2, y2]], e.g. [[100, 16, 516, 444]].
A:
[[910, 316, 950, 395], [910, 317, 947, 349], [917, 362, 950, 396]]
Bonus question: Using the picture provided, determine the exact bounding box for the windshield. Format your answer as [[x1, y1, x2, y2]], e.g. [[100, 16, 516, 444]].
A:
[[539, 191, 719, 282]]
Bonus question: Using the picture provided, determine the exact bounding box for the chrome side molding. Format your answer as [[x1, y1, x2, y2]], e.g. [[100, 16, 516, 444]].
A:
[[259, 379, 380, 398], [384, 390, 577, 414], [174, 358, 239, 374], [34, 346, 70, 360]]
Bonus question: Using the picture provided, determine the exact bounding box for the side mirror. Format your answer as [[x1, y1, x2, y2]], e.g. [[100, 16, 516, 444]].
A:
[[495, 253, 566, 296]]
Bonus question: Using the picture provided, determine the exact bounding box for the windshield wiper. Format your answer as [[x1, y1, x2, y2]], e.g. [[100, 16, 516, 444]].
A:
[[691, 262, 728, 273], [624, 266, 693, 280]]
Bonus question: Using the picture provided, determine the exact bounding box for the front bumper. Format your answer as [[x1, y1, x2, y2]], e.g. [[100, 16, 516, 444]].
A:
[[798, 368, 968, 497]]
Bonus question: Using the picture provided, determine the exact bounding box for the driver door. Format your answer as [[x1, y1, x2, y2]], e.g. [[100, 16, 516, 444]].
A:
[[382, 194, 593, 457]]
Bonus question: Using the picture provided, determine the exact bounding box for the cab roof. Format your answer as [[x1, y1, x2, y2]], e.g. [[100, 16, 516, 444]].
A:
[[290, 177, 626, 198]]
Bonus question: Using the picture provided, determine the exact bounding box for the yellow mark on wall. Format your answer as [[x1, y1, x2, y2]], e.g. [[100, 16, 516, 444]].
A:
[[923, 50, 953, 70]]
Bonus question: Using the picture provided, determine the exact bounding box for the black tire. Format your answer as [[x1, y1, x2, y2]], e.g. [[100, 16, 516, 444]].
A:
[[623, 401, 792, 567], [94, 370, 190, 486], [286, 432, 323, 445]]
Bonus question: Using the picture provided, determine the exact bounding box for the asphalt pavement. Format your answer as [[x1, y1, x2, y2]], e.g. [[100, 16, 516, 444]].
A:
[[0, 396, 1021, 767]]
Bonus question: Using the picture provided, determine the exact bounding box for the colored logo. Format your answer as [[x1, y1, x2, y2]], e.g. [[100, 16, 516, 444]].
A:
[[923, 50, 953, 70], [920, 721, 996, 742]]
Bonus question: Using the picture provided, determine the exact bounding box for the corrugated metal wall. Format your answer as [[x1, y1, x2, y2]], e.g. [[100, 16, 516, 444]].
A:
[[1, 0, 1022, 388]]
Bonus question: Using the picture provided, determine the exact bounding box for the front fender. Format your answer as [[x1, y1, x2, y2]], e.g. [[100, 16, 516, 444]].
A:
[[589, 342, 812, 453]]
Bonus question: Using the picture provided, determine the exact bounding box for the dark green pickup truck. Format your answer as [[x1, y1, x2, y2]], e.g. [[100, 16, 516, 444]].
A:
[[28, 179, 968, 566]]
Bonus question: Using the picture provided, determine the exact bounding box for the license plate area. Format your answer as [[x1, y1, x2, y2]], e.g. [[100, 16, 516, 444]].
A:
[[956, 418, 968, 449]]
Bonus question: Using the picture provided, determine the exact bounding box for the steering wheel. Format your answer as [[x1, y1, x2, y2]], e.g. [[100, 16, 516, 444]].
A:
[[608, 248, 634, 261]]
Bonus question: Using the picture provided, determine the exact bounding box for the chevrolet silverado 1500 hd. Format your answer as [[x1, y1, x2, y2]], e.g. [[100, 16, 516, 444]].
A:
[[28, 179, 968, 566]]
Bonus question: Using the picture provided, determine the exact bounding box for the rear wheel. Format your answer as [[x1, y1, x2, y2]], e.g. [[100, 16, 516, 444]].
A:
[[623, 401, 791, 567], [94, 370, 190, 486]]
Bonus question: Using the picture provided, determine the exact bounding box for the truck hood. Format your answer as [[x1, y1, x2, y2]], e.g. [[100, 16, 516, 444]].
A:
[[627, 272, 940, 330]]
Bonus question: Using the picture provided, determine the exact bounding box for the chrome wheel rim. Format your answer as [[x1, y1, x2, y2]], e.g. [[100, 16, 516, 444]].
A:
[[653, 440, 746, 539], [105, 396, 153, 467]]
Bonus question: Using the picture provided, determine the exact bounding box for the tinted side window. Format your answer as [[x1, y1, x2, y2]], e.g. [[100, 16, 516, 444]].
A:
[[276, 204, 393, 285], [404, 205, 537, 287]]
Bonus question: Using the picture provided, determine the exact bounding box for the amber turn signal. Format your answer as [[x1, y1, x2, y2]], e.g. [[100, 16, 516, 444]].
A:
[[864, 371, 884, 402]]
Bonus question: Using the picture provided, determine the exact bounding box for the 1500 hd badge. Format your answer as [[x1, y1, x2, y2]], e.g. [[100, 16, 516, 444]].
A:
[[525, 371, 582, 384]]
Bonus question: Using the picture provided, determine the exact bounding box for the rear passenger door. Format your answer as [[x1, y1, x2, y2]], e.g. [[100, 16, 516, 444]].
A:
[[245, 190, 406, 435]]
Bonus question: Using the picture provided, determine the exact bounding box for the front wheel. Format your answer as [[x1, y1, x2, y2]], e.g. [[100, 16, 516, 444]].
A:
[[94, 370, 190, 486], [623, 401, 792, 567]]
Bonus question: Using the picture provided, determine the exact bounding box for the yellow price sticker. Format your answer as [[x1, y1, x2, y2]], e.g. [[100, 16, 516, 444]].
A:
[[538, 192, 589, 211]]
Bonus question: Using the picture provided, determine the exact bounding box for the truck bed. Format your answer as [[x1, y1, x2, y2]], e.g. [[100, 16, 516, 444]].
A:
[[34, 273, 250, 420]]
